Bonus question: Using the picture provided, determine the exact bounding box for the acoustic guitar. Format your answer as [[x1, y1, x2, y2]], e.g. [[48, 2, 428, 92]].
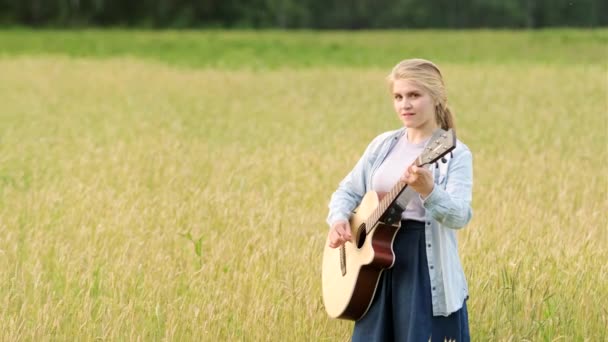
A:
[[322, 129, 456, 320]]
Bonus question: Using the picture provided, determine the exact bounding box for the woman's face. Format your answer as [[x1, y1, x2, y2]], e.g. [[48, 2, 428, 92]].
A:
[[392, 79, 437, 131]]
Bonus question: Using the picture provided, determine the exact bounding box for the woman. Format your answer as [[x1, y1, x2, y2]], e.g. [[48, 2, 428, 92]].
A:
[[326, 59, 472, 341]]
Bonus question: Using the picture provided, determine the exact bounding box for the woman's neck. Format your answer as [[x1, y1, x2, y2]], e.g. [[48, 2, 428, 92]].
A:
[[406, 126, 438, 144]]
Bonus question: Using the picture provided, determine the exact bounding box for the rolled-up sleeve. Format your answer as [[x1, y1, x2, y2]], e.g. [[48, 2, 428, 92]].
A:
[[326, 133, 392, 228], [421, 147, 473, 229], [326, 149, 370, 227]]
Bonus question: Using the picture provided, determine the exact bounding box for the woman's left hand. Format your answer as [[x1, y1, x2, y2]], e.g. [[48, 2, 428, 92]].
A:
[[401, 165, 434, 198]]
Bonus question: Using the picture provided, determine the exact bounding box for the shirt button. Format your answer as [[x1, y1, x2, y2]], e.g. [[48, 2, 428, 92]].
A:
[[432, 287, 436, 291], [426, 221, 431, 226], [427, 244, 431, 248], [430, 266, 434, 270]]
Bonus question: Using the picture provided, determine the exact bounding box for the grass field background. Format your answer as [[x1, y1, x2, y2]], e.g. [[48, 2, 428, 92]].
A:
[[0, 29, 607, 340]]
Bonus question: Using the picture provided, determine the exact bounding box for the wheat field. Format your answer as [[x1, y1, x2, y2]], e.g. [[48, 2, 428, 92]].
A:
[[0, 30, 607, 340]]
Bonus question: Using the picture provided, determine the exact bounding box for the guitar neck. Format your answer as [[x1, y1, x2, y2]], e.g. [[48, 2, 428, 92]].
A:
[[367, 159, 423, 227]]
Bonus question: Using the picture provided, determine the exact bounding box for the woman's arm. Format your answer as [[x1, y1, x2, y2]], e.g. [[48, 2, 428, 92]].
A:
[[421, 146, 473, 229], [326, 151, 370, 227], [326, 133, 389, 228]]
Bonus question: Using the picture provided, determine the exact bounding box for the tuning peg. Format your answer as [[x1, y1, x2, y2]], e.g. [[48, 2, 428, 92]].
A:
[[441, 157, 447, 163]]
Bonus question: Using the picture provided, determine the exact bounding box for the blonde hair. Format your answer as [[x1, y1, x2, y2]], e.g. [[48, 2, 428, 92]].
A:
[[386, 58, 455, 131]]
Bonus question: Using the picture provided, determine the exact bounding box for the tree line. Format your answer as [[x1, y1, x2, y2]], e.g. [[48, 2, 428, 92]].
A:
[[0, 0, 606, 28]]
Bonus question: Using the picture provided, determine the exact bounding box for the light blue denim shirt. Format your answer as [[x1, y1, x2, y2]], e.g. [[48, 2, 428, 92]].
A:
[[326, 127, 473, 316]]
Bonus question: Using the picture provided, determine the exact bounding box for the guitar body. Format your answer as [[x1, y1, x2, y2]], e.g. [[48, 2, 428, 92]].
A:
[[322, 191, 401, 320]]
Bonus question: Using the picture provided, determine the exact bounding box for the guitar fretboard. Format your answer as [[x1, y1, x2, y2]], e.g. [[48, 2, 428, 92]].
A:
[[365, 178, 411, 231]]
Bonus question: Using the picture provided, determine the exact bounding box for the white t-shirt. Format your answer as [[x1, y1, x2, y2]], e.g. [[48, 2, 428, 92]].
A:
[[371, 133, 429, 222]]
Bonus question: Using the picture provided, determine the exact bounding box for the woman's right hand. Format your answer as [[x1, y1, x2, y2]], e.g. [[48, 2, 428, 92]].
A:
[[328, 220, 352, 248]]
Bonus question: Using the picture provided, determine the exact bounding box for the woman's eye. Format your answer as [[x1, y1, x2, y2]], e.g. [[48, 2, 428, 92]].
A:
[[394, 95, 402, 100]]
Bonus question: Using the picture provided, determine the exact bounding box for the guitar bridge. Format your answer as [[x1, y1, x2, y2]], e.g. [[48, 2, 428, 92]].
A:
[[340, 245, 346, 276]]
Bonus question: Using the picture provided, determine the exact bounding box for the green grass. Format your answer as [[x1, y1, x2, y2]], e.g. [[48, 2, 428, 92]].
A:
[[0, 29, 607, 69], [0, 29, 607, 340]]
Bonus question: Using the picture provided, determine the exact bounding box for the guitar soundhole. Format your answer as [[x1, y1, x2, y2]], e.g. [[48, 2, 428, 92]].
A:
[[356, 225, 367, 249]]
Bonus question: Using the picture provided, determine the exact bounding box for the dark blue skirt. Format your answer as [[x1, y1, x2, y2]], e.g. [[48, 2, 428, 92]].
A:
[[352, 220, 470, 342]]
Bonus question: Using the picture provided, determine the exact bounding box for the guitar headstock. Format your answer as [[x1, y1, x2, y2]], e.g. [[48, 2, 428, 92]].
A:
[[417, 129, 457, 166]]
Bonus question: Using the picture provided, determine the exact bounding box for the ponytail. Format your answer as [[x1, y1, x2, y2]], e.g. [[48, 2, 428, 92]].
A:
[[436, 103, 455, 131]]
